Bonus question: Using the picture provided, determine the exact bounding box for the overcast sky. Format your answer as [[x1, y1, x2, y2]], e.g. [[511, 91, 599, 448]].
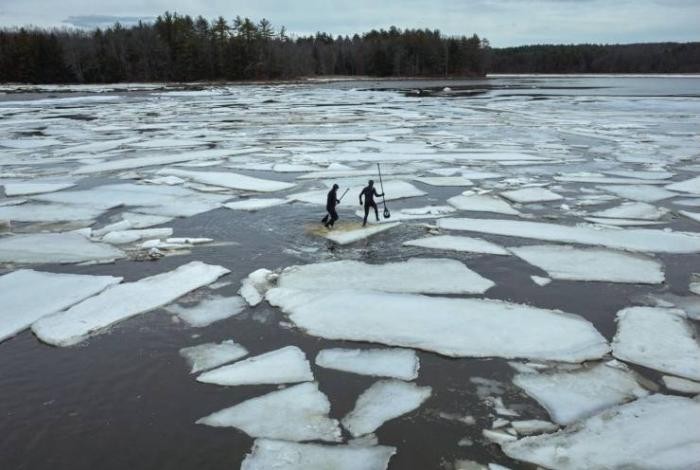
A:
[[0, 0, 697, 47]]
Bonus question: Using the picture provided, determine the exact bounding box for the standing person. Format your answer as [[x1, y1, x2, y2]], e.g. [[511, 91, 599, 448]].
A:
[[359, 180, 384, 227], [323, 184, 340, 229]]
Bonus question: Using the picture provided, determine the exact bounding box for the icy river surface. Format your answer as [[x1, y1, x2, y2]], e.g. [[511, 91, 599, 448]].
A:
[[1, 76, 700, 470]]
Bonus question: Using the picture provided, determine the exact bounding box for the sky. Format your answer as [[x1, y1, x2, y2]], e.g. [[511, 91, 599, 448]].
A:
[[0, 0, 698, 47]]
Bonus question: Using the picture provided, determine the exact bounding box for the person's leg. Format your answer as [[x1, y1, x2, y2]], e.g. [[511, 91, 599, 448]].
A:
[[363, 204, 370, 226], [329, 208, 338, 227], [372, 202, 379, 221]]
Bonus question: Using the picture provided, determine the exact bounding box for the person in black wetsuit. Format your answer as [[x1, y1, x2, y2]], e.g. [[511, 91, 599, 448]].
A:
[[359, 180, 384, 227], [323, 184, 340, 228]]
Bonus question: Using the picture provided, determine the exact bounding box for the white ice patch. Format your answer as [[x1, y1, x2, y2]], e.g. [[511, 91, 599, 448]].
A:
[[667, 175, 700, 194], [73, 149, 233, 174], [592, 202, 668, 220], [158, 168, 294, 192], [166, 295, 246, 327], [413, 176, 473, 187], [239, 269, 276, 306], [197, 382, 341, 442], [437, 218, 700, 253], [288, 181, 425, 204], [32, 261, 229, 346], [0, 202, 105, 222], [530, 276, 551, 286], [224, 198, 289, 211], [447, 194, 520, 216], [240, 439, 395, 470], [510, 420, 558, 435], [502, 395, 700, 470], [403, 235, 509, 255], [599, 185, 677, 202], [0, 232, 125, 264], [342, 380, 432, 436], [680, 210, 700, 223], [554, 175, 668, 185], [101, 228, 173, 245], [322, 222, 401, 245], [266, 289, 609, 362], [179, 340, 248, 373], [513, 363, 649, 425], [500, 188, 563, 203], [662, 376, 700, 394], [583, 217, 665, 227], [276, 258, 494, 295], [3, 182, 76, 196], [612, 307, 700, 381], [315, 348, 419, 380], [509, 245, 664, 284], [197, 346, 313, 386], [0, 270, 122, 342]]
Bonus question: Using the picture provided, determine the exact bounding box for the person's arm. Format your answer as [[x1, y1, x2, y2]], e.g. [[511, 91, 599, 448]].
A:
[[359, 189, 364, 205], [374, 188, 384, 197]]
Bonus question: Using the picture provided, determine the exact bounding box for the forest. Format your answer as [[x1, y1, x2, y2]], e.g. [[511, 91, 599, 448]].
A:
[[0, 12, 698, 84]]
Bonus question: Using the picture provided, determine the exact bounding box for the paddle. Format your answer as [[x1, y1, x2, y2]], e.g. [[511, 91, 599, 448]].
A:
[[377, 163, 391, 219]]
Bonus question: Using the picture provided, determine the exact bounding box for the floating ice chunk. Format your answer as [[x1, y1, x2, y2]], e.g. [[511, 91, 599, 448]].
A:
[[0, 270, 121, 342], [272, 163, 322, 173], [510, 245, 664, 284], [592, 202, 668, 220], [266, 289, 609, 362], [74, 149, 233, 174], [554, 175, 667, 185], [93, 213, 173, 236], [321, 222, 401, 245], [0, 232, 125, 264], [197, 346, 313, 386], [502, 395, 700, 470], [584, 217, 665, 226], [342, 380, 431, 437], [400, 205, 456, 216], [510, 420, 558, 435], [599, 185, 676, 202], [143, 175, 185, 185], [612, 307, 700, 381], [239, 268, 276, 306], [530, 276, 551, 286], [667, 175, 700, 194], [197, 382, 341, 442], [680, 210, 700, 223], [0, 138, 62, 149], [454, 459, 486, 470], [101, 228, 173, 245], [32, 261, 229, 346], [130, 138, 206, 149], [288, 181, 425, 204], [483, 429, 517, 444], [158, 168, 295, 192], [403, 235, 509, 255], [241, 439, 396, 470], [447, 194, 520, 216], [315, 348, 419, 380], [224, 198, 289, 211], [455, 152, 552, 162], [691, 278, 700, 296], [413, 176, 473, 187], [0, 202, 105, 222], [513, 363, 649, 425], [662, 376, 700, 394], [437, 218, 700, 253], [277, 258, 494, 295], [500, 188, 563, 203], [605, 170, 674, 180], [179, 340, 248, 373], [460, 170, 503, 180], [166, 295, 246, 327], [3, 182, 75, 196]]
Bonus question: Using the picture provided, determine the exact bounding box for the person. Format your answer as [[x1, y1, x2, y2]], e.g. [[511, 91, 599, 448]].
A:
[[323, 184, 340, 228], [359, 179, 384, 227]]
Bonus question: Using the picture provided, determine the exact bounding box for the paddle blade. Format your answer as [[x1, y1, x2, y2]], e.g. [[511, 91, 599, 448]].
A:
[[383, 208, 391, 219]]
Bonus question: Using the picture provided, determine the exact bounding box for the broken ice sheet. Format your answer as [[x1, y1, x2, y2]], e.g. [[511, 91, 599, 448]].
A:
[[0, 202, 106, 223], [276, 258, 494, 295], [612, 307, 700, 381], [502, 395, 700, 470], [197, 346, 313, 386], [266, 289, 609, 362], [2, 181, 76, 196], [32, 261, 229, 346], [447, 194, 520, 216], [403, 235, 509, 255], [166, 294, 246, 327], [591, 201, 668, 220], [239, 269, 276, 306], [315, 348, 419, 380], [510, 420, 558, 435], [342, 380, 432, 437], [599, 184, 677, 202], [101, 228, 173, 245], [320, 222, 401, 245], [500, 187, 563, 203], [662, 375, 700, 394], [509, 245, 664, 284], [223, 198, 289, 211], [197, 382, 341, 442], [412, 176, 473, 187], [179, 340, 248, 373], [513, 363, 649, 425], [0, 269, 122, 342], [666, 175, 700, 194], [240, 439, 396, 470], [158, 168, 295, 192], [0, 232, 125, 264]]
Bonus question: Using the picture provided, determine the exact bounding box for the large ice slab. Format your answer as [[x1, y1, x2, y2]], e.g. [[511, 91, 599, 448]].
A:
[[166, 295, 246, 327], [101, 228, 173, 245], [315, 348, 419, 380], [241, 439, 396, 470], [403, 235, 509, 255], [197, 346, 313, 386], [513, 363, 649, 425], [276, 258, 494, 295], [266, 289, 609, 362], [437, 217, 700, 253], [592, 202, 668, 220], [0, 270, 122, 342], [502, 395, 700, 470], [667, 175, 700, 194], [73, 149, 233, 174], [321, 222, 401, 245], [3, 182, 75, 196], [179, 340, 248, 373], [680, 210, 700, 223], [159, 168, 295, 192], [239, 269, 276, 306], [32, 261, 229, 346], [0, 202, 105, 222], [223, 198, 289, 211], [447, 194, 520, 216], [0, 232, 125, 264], [510, 245, 664, 284], [342, 380, 432, 436], [500, 188, 563, 203], [612, 307, 700, 381], [413, 176, 473, 187], [600, 184, 677, 202], [197, 382, 341, 442]]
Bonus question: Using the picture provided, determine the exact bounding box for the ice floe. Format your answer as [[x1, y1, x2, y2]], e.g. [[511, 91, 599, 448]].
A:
[[166, 295, 246, 327], [0, 232, 125, 264], [239, 269, 276, 307], [223, 198, 289, 211], [266, 289, 609, 362], [32, 261, 229, 346], [510, 420, 558, 435], [321, 222, 401, 245], [101, 228, 173, 245], [667, 175, 700, 194], [612, 307, 700, 381], [159, 168, 295, 192], [179, 340, 248, 373], [413, 176, 473, 187], [197, 382, 341, 442], [600, 184, 677, 202], [0, 202, 105, 223], [680, 210, 700, 223], [500, 188, 563, 203], [73, 149, 233, 174], [315, 348, 419, 380], [502, 394, 700, 470], [342, 380, 432, 436], [583, 217, 665, 227], [2, 182, 76, 196], [197, 346, 313, 386], [447, 194, 520, 216], [663, 375, 700, 394], [403, 235, 509, 255], [509, 245, 664, 284], [591, 201, 668, 220]]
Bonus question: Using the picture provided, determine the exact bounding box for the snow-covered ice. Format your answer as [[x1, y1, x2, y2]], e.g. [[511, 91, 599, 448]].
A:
[[196, 346, 313, 386], [101, 228, 173, 245], [591, 201, 668, 220], [322, 222, 401, 245], [0, 202, 106, 223], [179, 340, 248, 373], [239, 269, 275, 306], [342, 380, 432, 436], [197, 382, 341, 442], [315, 348, 419, 380], [0, 232, 125, 264], [500, 188, 563, 203], [403, 235, 510, 255], [159, 168, 295, 192], [662, 375, 700, 394], [166, 295, 246, 327], [447, 194, 520, 216], [32, 261, 229, 346]]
